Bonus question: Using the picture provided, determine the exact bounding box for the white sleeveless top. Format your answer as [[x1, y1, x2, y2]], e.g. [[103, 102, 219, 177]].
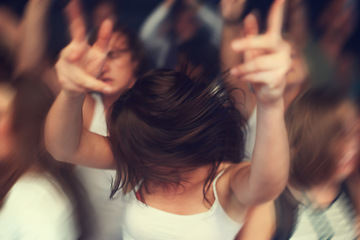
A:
[[122, 171, 243, 240], [244, 107, 257, 160], [76, 93, 125, 240], [0, 173, 78, 239]]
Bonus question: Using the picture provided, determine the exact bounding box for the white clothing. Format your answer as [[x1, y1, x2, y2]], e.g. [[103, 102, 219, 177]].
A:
[[140, 2, 223, 68], [290, 190, 358, 240], [76, 93, 124, 240], [122, 171, 243, 240], [88, 93, 108, 136], [0, 172, 78, 240], [244, 107, 257, 160]]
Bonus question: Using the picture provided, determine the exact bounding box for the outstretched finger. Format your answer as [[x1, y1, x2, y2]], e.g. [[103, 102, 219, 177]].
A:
[[93, 19, 113, 52], [231, 51, 287, 76], [267, 0, 286, 35], [71, 66, 113, 93], [238, 67, 287, 84], [232, 35, 280, 52], [65, 0, 86, 42], [243, 13, 261, 63]]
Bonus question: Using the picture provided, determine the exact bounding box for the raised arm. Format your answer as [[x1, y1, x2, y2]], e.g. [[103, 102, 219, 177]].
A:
[[14, 0, 52, 75], [45, 0, 115, 169], [229, 0, 291, 206]]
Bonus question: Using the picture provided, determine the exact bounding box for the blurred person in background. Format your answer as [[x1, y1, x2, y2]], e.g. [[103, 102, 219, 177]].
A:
[[175, 36, 220, 80], [237, 87, 360, 239], [0, 75, 91, 239], [78, 19, 149, 240], [140, 0, 222, 68]]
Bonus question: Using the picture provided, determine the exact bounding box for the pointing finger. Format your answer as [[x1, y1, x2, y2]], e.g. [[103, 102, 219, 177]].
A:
[[93, 19, 113, 53], [65, 0, 86, 42], [267, 0, 286, 35]]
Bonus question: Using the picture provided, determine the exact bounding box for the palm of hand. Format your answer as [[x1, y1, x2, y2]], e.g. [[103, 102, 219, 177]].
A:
[[55, 0, 113, 96], [230, 0, 291, 106]]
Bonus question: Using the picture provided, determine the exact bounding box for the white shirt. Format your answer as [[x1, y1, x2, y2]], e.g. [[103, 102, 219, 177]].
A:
[[122, 171, 243, 240], [76, 93, 125, 240], [0, 173, 78, 240]]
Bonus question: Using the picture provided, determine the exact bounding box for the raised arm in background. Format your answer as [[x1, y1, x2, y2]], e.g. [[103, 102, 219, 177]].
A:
[[14, 0, 52, 75]]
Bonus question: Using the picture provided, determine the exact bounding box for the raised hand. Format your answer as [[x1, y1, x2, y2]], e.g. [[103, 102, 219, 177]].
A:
[[55, 0, 113, 96], [230, 0, 291, 105]]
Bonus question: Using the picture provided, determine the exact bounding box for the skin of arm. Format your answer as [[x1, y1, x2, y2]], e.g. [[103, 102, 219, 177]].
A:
[[45, 0, 116, 169], [227, 0, 291, 206], [236, 201, 276, 240], [15, 0, 52, 75], [45, 91, 115, 168]]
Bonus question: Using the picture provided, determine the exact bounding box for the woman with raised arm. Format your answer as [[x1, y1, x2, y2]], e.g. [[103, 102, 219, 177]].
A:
[[237, 87, 360, 240], [45, 0, 291, 239]]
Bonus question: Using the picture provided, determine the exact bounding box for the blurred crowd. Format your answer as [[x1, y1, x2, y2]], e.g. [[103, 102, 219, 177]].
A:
[[0, 0, 359, 239]]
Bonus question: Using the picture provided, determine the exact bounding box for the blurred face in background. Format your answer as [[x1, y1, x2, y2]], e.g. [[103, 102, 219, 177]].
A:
[[99, 32, 138, 97], [0, 84, 15, 161], [286, 44, 308, 88], [332, 102, 360, 182], [174, 8, 198, 43]]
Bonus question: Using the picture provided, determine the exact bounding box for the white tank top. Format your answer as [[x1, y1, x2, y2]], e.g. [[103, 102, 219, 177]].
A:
[[76, 93, 124, 240], [122, 171, 244, 240]]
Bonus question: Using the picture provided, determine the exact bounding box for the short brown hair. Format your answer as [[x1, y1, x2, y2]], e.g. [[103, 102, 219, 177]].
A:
[[286, 87, 357, 189], [108, 69, 246, 201]]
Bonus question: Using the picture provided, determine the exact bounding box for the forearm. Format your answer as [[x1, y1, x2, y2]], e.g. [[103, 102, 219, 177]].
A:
[[15, 0, 52, 74], [249, 99, 289, 203], [45, 90, 86, 162]]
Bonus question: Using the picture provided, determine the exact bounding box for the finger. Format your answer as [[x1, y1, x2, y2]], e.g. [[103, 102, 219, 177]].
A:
[[230, 52, 287, 76], [93, 19, 113, 52], [61, 41, 88, 62], [232, 35, 280, 52], [65, 63, 113, 93], [267, 0, 286, 35], [65, 0, 86, 42], [238, 67, 288, 84], [243, 13, 261, 63], [244, 13, 259, 37]]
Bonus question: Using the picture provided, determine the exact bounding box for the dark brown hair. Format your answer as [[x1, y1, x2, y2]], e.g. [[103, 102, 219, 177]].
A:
[[286, 87, 357, 189], [108, 69, 245, 202]]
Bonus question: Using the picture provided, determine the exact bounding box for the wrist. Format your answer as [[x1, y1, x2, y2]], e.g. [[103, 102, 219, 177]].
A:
[[256, 97, 285, 111], [62, 89, 87, 100]]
